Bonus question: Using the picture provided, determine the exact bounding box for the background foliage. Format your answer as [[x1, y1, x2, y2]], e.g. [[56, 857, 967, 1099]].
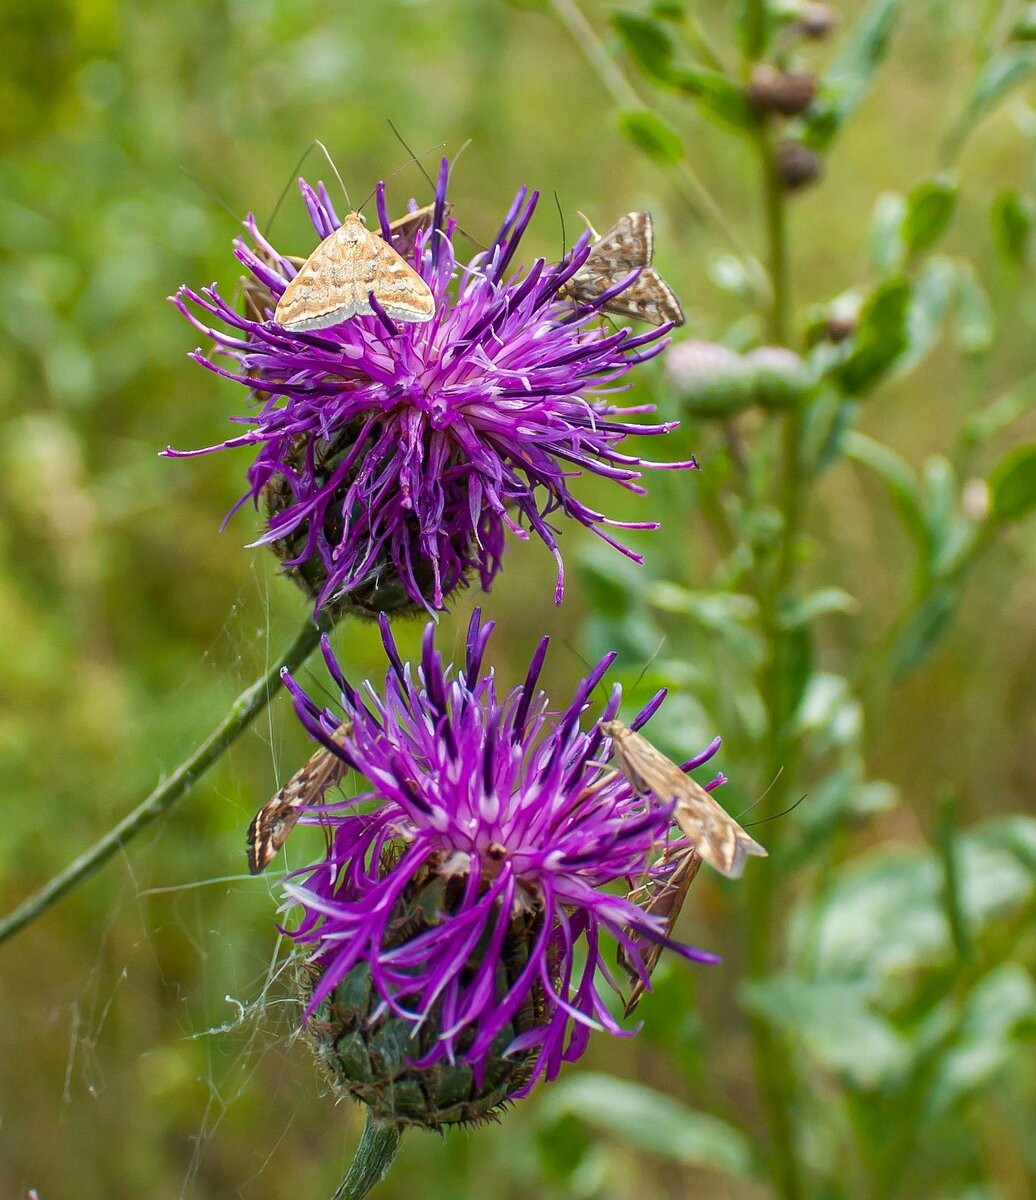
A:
[[1, 1, 1035, 1198]]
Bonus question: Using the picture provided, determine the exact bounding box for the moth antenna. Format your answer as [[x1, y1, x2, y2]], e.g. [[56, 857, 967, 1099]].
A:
[[744, 794, 808, 829], [313, 138, 352, 210], [264, 139, 334, 232], [554, 190, 568, 259], [180, 166, 239, 224], [734, 767, 787, 823], [356, 139, 448, 214], [387, 118, 438, 190]]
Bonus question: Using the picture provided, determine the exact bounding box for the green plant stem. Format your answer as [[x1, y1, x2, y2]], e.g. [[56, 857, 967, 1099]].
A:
[[742, 17, 806, 1194], [546, 0, 753, 259], [0, 614, 329, 947], [332, 1114, 402, 1200]]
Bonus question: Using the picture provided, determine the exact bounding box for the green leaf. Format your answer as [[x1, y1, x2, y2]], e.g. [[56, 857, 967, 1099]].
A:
[[990, 443, 1036, 521], [778, 587, 858, 629], [611, 10, 675, 80], [800, 0, 904, 151], [843, 431, 927, 548], [741, 976, 911, 1087], [955, 261, 996, 357], [539, 1073, 757, 1177], [921, 454, 959, 556], [669, 65, 760, 132], [903, 176, 958, 257], [964, 372, 1036, 446], [951, 47, 1036, 151], [926, 965, 1036, 1118], [869, 191, 907, 273], [900, 255, 957, 373], [618, 108, 684, 164], [891, 583, 959, 675], [833, 276, 912, 395], [991, 189, 1034, 265]]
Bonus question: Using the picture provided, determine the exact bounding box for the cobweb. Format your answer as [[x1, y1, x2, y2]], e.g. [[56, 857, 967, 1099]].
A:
[[16, 562, 380, 1200]]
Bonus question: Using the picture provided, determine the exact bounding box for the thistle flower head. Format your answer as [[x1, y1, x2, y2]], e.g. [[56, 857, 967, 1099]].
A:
[[169, 161, 694, 617], [279, 611, 723, 1125]]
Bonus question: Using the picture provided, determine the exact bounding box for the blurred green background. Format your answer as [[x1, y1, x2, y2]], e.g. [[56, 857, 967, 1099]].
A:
[[2, 1, 1034, 1198]]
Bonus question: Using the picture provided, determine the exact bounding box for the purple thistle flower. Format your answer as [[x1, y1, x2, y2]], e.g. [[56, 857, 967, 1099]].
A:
[[279, 611, 723, 1125], [167, 160, 695, 617]]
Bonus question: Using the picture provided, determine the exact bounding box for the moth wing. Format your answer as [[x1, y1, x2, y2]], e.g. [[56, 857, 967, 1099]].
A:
[[584, 211, 653, 272], [246, 736, 350, 874], [672, 778, 767, 880], [367, 231, 435, 323], [601, 267, 685, 327], [274, 223, 370, 332]]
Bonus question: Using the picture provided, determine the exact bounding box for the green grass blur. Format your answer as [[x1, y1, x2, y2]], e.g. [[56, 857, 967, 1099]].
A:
[[1, 2, 1034, 1198]]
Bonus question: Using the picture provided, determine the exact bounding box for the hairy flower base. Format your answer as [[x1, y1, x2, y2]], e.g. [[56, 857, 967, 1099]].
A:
[[263, 423, 456, 620], [304, 868, 544, 1129], [170, 160, 694, 616]]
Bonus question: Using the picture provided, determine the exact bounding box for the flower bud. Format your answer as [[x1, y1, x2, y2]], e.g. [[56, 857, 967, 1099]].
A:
[[303, 869, 544, 1129], [747, 65, 818, 117], [262, 422, 462, 620], [792, 2, 837, 39], [776, 139, 823, 191], [745, 346, 813, 410], [667, 341, 755, 418]]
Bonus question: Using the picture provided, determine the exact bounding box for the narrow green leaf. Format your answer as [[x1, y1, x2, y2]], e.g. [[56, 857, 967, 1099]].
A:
[[670, 65, 760, 132], [991, 189, 1034, 265], [539, 1074, 757, 1177], [964, 373, 1036, 446], [892, 584, 958, 676], [800, 0, 904, 151], [611, 10, 675, 80], [990, 443, 1036, 521], [843, 430, 928, 548], [955, 261, 996, 356], [618, 108, 684, 164], [778, 588, 858, 630], [870, 191, 907, 273], [903, 176, 958, 257], [952, 47, 1036, 149], [833, 277, 912, 396], [900, 255, 957, 373], [925, 965, 1036, 1118], [741, 976, 911, 1087]]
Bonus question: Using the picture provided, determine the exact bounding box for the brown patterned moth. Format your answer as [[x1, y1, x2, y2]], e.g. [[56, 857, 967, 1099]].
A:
[[619, 842, 703, 1016], [246, 720, 353, 875], [242, 206, 443, 323], [273, 210, 435, 332], [600, 719, 767, 879], [563, 211, 685, 327]]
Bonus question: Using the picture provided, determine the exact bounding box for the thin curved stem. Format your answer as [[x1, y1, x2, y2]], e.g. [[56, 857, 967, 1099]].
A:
[[332, 1113, 402, 1200], [546, 0, 754, 260], [0, 613, 329, 947]]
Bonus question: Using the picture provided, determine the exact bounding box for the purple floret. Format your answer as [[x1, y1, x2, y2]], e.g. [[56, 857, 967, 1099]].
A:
[[278, 610, 722, 1097], [168, 159, 695, 614]]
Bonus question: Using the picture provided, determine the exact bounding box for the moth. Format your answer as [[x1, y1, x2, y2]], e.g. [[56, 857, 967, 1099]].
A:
[[563, 211, 685, 327], [600, 719, 767, 879], [246, 720, 353, 875], [619, 842, 703, 1016], [274, 210, 435, 332], [242, 205, 442, 324]]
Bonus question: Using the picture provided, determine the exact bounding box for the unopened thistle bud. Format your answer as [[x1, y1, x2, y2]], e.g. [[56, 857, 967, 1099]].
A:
[[745, 346, 813, 410], [666, 341, 755, 418]]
